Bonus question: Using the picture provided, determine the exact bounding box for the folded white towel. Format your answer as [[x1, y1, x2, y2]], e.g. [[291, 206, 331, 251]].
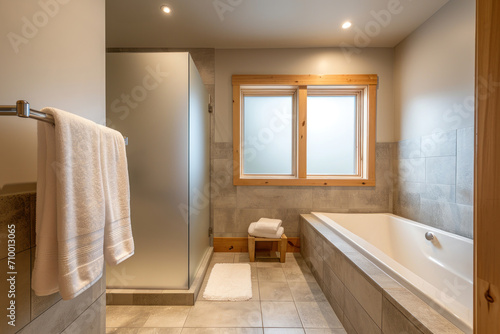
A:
[[253, 218, 282, 234], [32, 108, 134, 300], [248, 222, 284, 239], [258, 217, 282, 225], [99, 124, 134, 265]]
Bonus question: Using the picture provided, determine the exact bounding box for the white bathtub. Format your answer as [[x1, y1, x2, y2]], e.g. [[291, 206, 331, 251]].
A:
[[311, 212, 473, 333]]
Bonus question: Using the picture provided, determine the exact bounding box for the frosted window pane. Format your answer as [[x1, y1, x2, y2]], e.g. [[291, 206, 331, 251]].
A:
[[243, 96, 293, 174], [307, 96, 357, 175]]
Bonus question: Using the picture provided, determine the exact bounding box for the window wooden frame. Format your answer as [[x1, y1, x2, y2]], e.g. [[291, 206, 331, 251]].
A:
[[232, 74, 378, 186]]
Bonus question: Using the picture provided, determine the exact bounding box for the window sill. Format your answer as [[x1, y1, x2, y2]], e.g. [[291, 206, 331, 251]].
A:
[[233, 178, 375, 186]]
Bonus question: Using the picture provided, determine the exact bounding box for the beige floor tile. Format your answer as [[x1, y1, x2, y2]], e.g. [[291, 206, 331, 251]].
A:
[[143, 306, 191, 327], [288, 282, 327, 302], [283, 266, 317, 283], [181, 329, 263, 333], [250, 280, 260, 301], [295, 302, 342, 329], [257, 268, 286, 282], [259, 282, 293, 301], [304, 330, 347, 334], [264, 328, 305, 334], [184, 301, 262, 327], [138, 329, 183, 334], [106, 306, 152, 328], [106, 253, 347, 334], [250, 264, 259, 281], [235, 253, 251, 263], [106, 328, 139, 334], [261, 302, 302, 328], [212, 253, 235, 263], [255, 261, 283, 268]]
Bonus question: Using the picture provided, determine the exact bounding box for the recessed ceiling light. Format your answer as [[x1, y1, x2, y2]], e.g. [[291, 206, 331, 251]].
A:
[[161, 5, 171, 14], [342, 21, 352, 29]]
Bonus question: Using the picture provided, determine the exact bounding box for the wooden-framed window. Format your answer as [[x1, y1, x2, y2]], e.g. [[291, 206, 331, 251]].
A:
[[232, 74, 378, 186]]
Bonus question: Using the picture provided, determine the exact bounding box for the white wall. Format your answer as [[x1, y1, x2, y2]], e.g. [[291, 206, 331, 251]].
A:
[[394, 0, 475, 141], [0, 0, 105, 191], [215, 48, 395, 143]]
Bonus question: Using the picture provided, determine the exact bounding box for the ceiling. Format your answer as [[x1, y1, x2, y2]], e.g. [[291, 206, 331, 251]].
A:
[[106, 0, 449, 49]]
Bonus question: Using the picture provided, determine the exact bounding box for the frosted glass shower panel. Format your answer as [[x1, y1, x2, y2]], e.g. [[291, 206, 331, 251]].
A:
[[105, 52, 210, 290], [243, 96, 293, 175], [188, 56, 210, 286]]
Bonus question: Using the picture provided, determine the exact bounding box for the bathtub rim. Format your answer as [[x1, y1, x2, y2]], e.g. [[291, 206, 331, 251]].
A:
[[300, 213, 469, 334]]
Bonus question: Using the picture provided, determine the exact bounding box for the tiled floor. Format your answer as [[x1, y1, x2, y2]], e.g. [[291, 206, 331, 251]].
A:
[[106, 252, 347, 334]]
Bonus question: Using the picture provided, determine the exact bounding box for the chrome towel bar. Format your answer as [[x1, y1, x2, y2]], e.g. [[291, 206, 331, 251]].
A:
[[0, 100, 54, 124], [0, 100, 128, 145]]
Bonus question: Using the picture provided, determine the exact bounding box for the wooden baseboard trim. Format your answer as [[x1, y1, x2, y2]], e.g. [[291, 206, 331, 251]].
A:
[[213, 237, 301, 253]]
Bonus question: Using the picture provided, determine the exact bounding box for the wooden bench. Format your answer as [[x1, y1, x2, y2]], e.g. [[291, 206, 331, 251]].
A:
[[248, 233, 287, 263]]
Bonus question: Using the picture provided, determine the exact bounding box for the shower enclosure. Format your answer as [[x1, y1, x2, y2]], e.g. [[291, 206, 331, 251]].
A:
[[105, 52, 211, 289]]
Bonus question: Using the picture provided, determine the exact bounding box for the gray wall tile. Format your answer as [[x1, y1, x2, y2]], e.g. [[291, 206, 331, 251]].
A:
[[397, 138, 421, 159], [393, 191, 415, 218], [237, 187, 313, 209], [312, 188, 349, 212], [322, 240, 347, 283], [343, 261, 382, 327], [343, 289, 381, 334], [212, 142, 233, 160], [456, 127, 474, 205], [212, 159, 236, 197], [323, 263, 344, 310], [419, 199, 473, 238], [397, 182, 425, 195], [348, 188, 391, 212], [393, 133, 473, 239], [61, 293, 106, 334], [421, 130, 456, 157], [18, 277, 100, 334], [425, 156, 456, 185], [375, 155, 395, 189], [397, 158, 426, 183], [421, 184, 456, 202], [213, 208, 237, 234], [0, 193, 32, 260], [382, 297, 423, 334]]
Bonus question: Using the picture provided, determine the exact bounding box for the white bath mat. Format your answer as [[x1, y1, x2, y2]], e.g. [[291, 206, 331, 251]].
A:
[[202, 263, 252, 301]]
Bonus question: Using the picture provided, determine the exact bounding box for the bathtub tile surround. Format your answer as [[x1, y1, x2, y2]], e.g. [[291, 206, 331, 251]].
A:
[[0, 192, 105, 334], [106, 252, 346, 333], [212, 143, 395, 238], [300, 214, 465, 334], [393, 127, 474, 238]]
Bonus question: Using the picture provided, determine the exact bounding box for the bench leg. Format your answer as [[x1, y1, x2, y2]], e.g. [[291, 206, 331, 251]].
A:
[[248, 236, 256, 262], [280, 236, 287, 263]]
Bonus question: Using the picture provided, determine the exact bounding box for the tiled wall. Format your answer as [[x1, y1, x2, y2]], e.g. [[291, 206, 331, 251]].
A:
[[0, 192, 105, 334], [393, 127, 474, 238], [212, 143, 395, 238]]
